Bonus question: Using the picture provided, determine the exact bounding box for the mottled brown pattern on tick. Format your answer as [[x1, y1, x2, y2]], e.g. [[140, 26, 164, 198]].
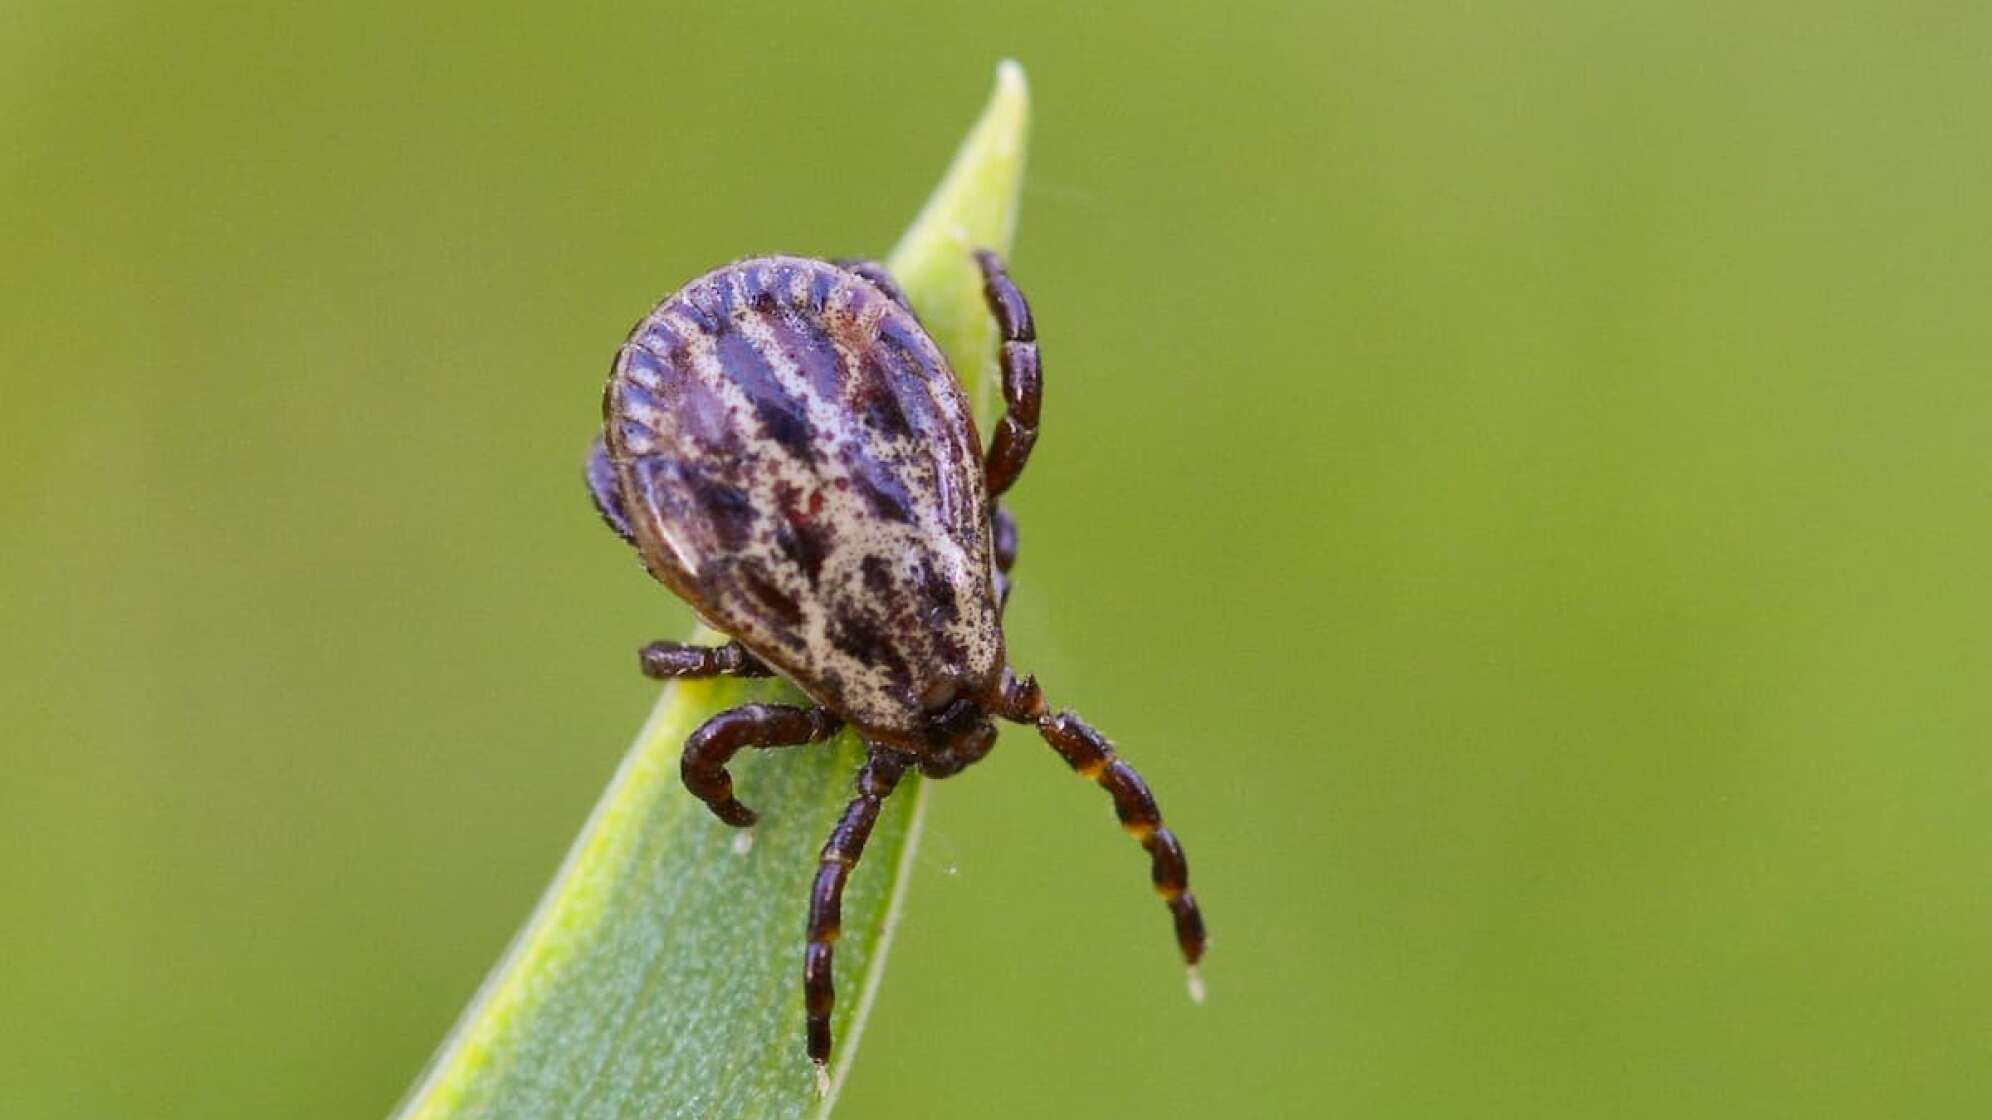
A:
[[589, 252, 1208, 1075], [603, 257, 1002, 747]]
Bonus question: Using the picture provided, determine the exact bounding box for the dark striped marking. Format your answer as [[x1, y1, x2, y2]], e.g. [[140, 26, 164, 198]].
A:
[[601, 256, 1002, 744]]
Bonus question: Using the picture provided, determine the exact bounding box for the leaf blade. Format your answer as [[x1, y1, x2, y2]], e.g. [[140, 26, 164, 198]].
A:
[[393, 60, 1029, 1120]]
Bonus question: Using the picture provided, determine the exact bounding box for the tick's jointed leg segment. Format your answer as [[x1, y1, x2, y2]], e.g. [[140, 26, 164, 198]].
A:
[[973, 250, 1042, 501], [638, 638, 773, 680], [681, 704, 843, 827], [995, 673, 1209, 982], [991, 504, 1018, 612], [804, 748, 911, 1074], [1040, 711, 1208, 973]]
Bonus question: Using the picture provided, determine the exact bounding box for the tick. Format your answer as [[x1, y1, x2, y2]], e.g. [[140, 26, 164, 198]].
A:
[[586, 252, 1207, 1078]]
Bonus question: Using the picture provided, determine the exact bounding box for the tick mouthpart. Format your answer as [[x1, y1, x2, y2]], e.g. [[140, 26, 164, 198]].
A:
[[921, 687, 1000, 756], [925, 694, 980, 737], [916, 719, 997, 779]]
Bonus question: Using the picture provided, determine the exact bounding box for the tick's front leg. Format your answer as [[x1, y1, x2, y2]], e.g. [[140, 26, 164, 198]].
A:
[[681, 703, 843, 827], [994, 672, 1209, 996], [804, 748, 911, 1082]]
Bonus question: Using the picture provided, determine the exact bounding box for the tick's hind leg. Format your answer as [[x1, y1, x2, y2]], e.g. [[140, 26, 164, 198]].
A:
[[973, 250, 1042, 501], [638, 638, 773, 680], [831, 258, 912, 311], [804, 748, 911, 1079], [681, 704, 843, 827], [995, 676, 1208, 993]]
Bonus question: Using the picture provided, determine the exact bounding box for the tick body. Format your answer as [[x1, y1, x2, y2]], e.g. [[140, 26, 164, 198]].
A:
[[588, 252, 1206, 1077]]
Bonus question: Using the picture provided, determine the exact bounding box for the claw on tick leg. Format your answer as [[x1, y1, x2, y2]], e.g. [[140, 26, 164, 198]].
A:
[[812, 1062, 831, 1098], [731, 828, 756, 856], [1186, 965, 1207, 1005]]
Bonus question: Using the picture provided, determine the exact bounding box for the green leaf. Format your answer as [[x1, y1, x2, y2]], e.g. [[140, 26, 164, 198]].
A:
[[391, 60, 1028, 1120]]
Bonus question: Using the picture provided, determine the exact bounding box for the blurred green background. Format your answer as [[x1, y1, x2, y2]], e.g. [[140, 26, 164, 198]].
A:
[[6, 3, 1991, 1117]]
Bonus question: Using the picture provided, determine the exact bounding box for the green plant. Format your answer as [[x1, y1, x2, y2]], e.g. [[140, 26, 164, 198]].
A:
[[393, 61, 1029, 1120]]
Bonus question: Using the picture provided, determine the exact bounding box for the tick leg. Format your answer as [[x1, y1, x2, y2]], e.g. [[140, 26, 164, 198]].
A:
[[991, 504, 1019, 612], [995, 676, 1208, 986], [682, 704, 843, 827], [973, 250, 1042, 502], [585, 432, 635, 546], [804, 748, 912, 1074], [831, 258, 912, 311], [638, 638, 774, 680]]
